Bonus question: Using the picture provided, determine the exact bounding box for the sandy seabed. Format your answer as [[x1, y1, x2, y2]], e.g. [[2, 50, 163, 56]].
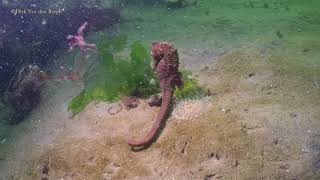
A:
[[0, 46, 319, 179]]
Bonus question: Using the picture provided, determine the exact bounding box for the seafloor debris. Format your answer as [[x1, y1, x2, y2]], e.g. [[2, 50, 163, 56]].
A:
[[121, 96, 140, 110], [107, 103, 123, 115], [145, 93, 162, 107]]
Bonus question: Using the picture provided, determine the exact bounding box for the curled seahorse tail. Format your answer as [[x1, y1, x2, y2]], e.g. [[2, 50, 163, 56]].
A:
[[128, 88, 173, 147]]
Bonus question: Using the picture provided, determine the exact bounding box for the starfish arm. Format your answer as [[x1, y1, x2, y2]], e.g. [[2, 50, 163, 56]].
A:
[[78, 22, 88, 36], [66, 35, 75, 40]]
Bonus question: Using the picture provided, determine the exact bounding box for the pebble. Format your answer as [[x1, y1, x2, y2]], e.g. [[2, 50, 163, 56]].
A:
[[201, 65, 209, 71], [192, 49, 199, 52], [248, 72, 255, 78], [232, 160, 239, 167], [1, 138, 6, 144], [221, 108, 231, 113]]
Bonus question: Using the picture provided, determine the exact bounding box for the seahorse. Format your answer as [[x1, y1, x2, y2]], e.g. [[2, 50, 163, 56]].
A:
[[128, 42, 183, 147]]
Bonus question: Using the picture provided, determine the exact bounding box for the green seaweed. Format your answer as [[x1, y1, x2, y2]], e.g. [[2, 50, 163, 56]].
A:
[[24, 168, 37, 177], [68, 35, 206, 114], [68, 36, 159, 114], [174, 70, 208, 100]]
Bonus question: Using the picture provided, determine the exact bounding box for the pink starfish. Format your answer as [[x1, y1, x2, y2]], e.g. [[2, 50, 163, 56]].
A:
[[66, 22, 96, 52]]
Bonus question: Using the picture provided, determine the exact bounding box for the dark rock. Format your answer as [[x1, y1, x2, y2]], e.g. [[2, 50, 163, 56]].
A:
[[3, 65, 44, 124], [204, 173, 216, 180], [232, 160, 239, 167], [42, 164, 49, 175], [146, 93, 162, 107], [248, 72, 255, 78]]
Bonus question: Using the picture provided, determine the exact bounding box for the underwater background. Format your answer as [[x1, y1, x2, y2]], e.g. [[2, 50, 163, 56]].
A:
[[0, 0, 319, 179]]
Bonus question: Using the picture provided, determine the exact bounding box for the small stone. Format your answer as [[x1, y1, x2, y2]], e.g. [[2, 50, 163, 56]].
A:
[[302, 48, 310, 52], [204, 173, 216, 180], [107, 104, 122, 115], [201, 65, 209, 71], [248, 72, 255, 78], [146, 93, 162, 107], [42, 164, 49, 175], [290, 113, 297, 118], [208, 152, 215, 158], [221, 108, 231, 113], [279, 163, 289, 170], [198, 166, 204, 171], [232, 160, 239, 167]]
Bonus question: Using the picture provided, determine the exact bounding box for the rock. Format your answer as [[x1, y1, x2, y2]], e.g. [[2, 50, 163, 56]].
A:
[[221, 108, 231, 113], [248, 72, 255, 78], [204, 173, 216, 180], [145, 93, 162, 107], [201, 65, 209, 71], [2, 65, 44, 124], [107, 103, 122, 115], [0, 138, 6, 144], [232, 160, 239, 167]]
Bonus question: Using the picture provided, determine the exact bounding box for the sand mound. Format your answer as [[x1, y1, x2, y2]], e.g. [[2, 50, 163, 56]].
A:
[[172, 96, 213, 120]]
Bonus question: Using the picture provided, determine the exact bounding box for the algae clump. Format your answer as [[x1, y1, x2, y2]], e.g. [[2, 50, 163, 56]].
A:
[[68, 35, 159, 114], [174, 70, 207, 100]]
